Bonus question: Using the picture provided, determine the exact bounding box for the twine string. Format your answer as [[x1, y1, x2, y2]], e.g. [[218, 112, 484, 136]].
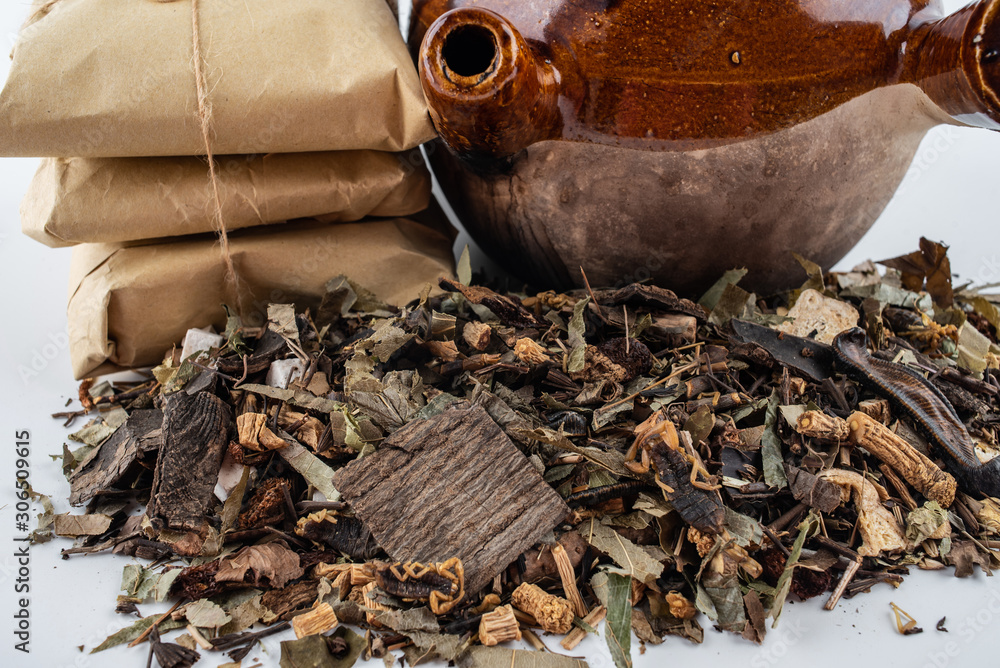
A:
[[190, 0, 246, 316]]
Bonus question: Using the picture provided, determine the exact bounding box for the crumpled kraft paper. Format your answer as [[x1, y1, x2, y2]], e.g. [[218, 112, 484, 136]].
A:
[[22, 150, 431, 247], [1, 0, 435, 157], [67, 217, 455, 379]]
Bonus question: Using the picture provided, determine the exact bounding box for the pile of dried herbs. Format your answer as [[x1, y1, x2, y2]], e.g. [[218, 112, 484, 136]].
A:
[[45, 239, 1000, 668]]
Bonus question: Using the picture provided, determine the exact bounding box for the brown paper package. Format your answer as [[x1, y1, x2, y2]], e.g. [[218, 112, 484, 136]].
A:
[[67, 218, 455, 379], [22, 150, 431, 247], [1, 0, 434, 157]]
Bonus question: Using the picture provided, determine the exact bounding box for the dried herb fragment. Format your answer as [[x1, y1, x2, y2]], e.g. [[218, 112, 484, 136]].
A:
[[334, 404, 569, 594]]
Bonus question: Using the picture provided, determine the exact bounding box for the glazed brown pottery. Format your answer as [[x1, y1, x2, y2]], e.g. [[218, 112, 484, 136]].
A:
[[410, 0, 1000, 293]]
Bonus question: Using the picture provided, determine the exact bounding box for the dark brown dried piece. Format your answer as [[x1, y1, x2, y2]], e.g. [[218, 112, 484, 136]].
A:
[[147, 392, 232, 535], [261, 580, 320, 619], [439, 277, 543, 328], [295, 510, 381, 560], [374, 557, 465, 614], [237, 477, 290, 530]]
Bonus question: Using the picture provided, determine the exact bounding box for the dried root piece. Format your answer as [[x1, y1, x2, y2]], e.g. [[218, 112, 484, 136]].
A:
[[291, 602, 339, 639], [510, 583, 574, 634], [560, 605, 607, 651], [351, 563, 376, 586], [514, 338, 550, 365], [551, 543, 587, 617], [847, 411, 957, 508], [463, 321, 493, 351], [796, 410, 851, 442], [236, 413, 289, 451], [820, 469, 907, 557], [479, 604, 522, 646], [374, 558, 465, 615], [361, 582, 392, 628]]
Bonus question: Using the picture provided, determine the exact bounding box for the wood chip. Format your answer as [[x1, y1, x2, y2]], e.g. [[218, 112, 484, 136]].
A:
[[463, 321, 493, 351], [291, 602, 339, 639], [479, 604, 522, 646], [560, 605, 606, 651]]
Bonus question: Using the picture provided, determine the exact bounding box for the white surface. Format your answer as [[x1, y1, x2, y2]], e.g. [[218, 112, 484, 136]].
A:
[[1, 1, 999, 667]]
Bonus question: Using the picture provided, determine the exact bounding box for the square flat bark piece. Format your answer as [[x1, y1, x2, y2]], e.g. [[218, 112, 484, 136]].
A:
[[333, 404, 569, 594]]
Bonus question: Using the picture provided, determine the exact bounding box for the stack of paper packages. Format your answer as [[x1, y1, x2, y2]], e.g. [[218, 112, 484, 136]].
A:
[[1, 0, 454, 378]]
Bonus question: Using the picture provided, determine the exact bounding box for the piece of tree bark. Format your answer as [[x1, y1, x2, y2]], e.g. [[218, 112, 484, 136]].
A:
[[333, 404, 570, 595], [147, 393, 232, 533], [69, 409, 163, 506]]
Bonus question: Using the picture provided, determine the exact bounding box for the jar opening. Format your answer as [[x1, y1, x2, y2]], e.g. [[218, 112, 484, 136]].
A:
[[442, 25, 498, 78]]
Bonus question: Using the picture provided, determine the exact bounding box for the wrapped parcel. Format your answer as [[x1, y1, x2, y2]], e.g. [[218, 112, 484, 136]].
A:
[[67, 218, 455, 378], [0, 0, 435, 156], [22, 150, 431, 247]]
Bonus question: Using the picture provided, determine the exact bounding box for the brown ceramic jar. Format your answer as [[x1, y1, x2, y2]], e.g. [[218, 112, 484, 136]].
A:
[[410, 0, 1000, 293]]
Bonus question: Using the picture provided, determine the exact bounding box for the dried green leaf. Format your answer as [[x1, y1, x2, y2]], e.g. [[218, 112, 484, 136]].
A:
[[91, 616, 185, 653], [222, 304, 248, 354], [221, 465, 251, 534], [724, 508, 764, 547], [219, 593, 269, 635], [709, 282, 755, 327], [791, 252, 825, 294], [374, 606, 439, 633], [121, 564, 160, 601], [957, 321, 991, 374], [54, 513, 112, 538], [699, 269, 749, 311], [906, 501, 949, 545], [568, 297, 591, 373], [280, 633, 335, 668], [771, 511, 819, 627], [69, 419, 118, 447], [403, 631, 469, 664], [701, 572, 746, 633], [761, 391, 788, 489], [457, 245, 473, 286], [268, 303, 301, 348], [277, 438, 340, 502], [154, 569, 182, 603], [27, 484, 54, 544], [184, 598, 232, 629], [459, 646, 589, 668], [586, 520, 663, 587], [240, 383, 346, 414], [971, 296, 1000, 333], [605, 571, 633, 668]]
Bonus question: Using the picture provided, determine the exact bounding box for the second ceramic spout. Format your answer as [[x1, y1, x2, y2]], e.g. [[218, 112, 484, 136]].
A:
[[418, 8, 561, 165]]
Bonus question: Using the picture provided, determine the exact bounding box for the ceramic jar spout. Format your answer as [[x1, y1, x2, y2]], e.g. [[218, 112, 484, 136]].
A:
[[418, 8, 561, 166], [906, 0, 1000, 129]]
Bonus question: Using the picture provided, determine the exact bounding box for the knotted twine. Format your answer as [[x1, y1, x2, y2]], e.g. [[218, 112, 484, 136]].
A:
[[186, 0, 247, 316]]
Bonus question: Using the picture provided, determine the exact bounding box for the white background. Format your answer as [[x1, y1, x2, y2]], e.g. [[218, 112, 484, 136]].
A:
[[1, 1, 999, 667]]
